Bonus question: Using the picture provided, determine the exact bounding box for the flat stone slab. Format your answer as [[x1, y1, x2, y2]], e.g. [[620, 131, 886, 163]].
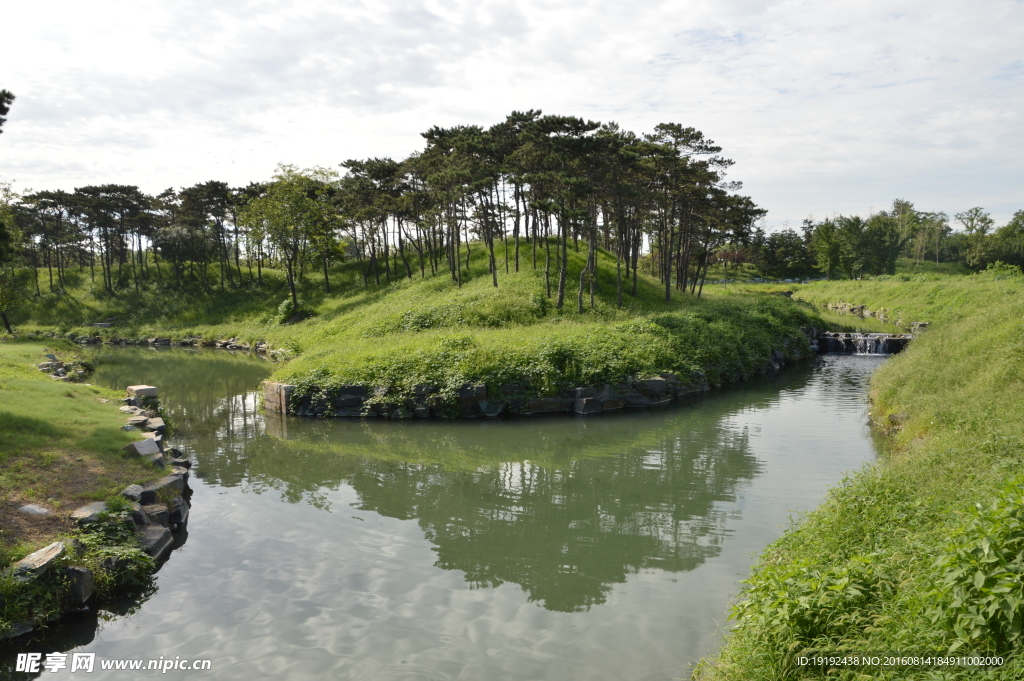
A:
[[126, 385, 158, 397], [123, 438, 161, 457], [126, 415, 149, 428], [145, 417, 166, 432], [10, 542, 64, 582], [18, 504, 51, 516], [70, 502, 108, 526], [138, 526, 173, 559]]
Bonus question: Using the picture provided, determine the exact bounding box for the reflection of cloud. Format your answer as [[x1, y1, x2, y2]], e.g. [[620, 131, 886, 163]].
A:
[[4, 0, 1023, 223]]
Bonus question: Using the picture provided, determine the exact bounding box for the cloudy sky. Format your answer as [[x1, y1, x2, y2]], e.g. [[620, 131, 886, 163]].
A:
[[3, 0, 1022, 228]]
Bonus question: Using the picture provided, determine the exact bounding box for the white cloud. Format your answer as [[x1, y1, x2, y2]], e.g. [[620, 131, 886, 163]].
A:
[[2, 0, 1022, 225]]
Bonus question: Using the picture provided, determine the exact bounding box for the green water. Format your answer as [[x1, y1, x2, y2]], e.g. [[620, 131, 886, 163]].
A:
[[6, 348, 887, 680]]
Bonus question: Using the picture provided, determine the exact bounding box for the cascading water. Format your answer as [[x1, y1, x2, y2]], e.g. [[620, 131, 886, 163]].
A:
[[816, 332, 913, 355]]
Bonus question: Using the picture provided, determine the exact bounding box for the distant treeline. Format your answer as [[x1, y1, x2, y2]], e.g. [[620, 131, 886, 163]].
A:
[[0, 111, 767, 321], [726, 201, 1024, 280]]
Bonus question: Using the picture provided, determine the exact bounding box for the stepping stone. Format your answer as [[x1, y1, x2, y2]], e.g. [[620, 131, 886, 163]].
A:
[[18, 504, 51, 516]]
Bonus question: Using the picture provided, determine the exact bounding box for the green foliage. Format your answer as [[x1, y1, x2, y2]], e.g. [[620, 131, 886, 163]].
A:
[[931, 478, 1024, 653], [701, 274, 1024, 680]]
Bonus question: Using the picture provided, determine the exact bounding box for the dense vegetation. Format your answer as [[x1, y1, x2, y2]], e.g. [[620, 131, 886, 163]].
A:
[[735, 201, 1024, 282], [0, 111, 772, 340], [699, 270, 1024, 680]]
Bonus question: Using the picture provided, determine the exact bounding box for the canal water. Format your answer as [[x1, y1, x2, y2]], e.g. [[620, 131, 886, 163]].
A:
[[8, 350, 888, 680]]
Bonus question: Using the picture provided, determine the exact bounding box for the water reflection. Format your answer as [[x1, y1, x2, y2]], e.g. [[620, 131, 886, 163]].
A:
[[2, 348, 885, 681]]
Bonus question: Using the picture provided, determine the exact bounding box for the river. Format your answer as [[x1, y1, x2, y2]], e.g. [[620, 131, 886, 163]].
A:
[[6, 349, 888, 680]]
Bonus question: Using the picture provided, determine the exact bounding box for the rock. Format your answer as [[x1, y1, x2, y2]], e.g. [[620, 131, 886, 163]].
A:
[[457, 383, 487, 401], [18, 504, 51, 516], [145, 417, 166, 433], [137, 526, 173, 559], [126, 415, 149, 428], [65, 566, 94, 605], [168, 457, 191, 469], [122, 438, 161, 457], [121, 484, 144, 502], [130, 502, 150, 528], [639, 377, 668, 397], [0, 622, 34, 641], [143, 452, 166, 468], [600, 398, 626, 411], [574, 398, 602, 415], [525, 397, 573, 414], [478, 400, 506, 417], [624, 394, 652, 408], [332, 395, 364, 409], [126, 385, 158, 398], [140, 474, 185, 504], [413, 405, 430, 418], [575, 387, 596, 399], [168, 498, 190, 528], [119, 405, 142, 414], [141, 503, 169, 526], [71, 502, 108, 526], [9, 542, 65, 582]]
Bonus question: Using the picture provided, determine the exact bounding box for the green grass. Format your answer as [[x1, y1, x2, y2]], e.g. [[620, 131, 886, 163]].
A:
[[698, 270, 1024, 680], [0, 339, 162, 552], [7, 241, 824, 412]]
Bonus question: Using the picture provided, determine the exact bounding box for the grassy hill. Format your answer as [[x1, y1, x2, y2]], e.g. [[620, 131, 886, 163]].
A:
[[8, 241, 822, 409]]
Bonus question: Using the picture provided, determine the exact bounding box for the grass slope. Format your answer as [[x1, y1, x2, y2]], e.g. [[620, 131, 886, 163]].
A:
[[699, 271, 1024, 680], [9, 241, 822, 409], [0, 340, 163, 558]]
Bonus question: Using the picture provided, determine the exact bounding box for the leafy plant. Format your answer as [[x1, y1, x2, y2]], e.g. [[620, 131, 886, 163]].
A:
[[931, 478, 1024, 652]]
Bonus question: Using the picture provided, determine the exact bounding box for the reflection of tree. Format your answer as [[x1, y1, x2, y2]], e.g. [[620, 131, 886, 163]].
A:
[[91, 348, 794, 613], [237, 410, 761, 612], [348, 425, 757, 612]]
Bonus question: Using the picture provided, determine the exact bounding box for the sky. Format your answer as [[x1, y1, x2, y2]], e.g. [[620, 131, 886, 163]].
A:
[[2, 0, 1022, 229]]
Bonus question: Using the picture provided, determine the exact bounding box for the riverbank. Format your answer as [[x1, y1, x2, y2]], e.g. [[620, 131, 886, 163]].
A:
[[0, 340, 184, 640], [4, 242, 827, 419], [697, 271, 1024, 680]]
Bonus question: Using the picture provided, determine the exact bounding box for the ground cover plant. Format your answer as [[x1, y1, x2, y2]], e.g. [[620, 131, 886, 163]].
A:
[[697, 267, 1024, 680]]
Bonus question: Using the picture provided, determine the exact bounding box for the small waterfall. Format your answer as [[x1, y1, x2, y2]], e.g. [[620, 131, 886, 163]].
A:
[[816, 332, 912, 355]]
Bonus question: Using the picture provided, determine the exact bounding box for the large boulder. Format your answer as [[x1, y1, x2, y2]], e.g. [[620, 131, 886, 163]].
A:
[[126, 385, 158, 398]]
